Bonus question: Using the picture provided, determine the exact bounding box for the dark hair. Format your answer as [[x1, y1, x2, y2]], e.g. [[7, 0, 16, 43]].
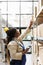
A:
[[6, 28, 16, 43]]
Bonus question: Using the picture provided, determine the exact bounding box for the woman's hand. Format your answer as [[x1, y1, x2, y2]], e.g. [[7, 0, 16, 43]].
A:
[[22, 48, 29, 55], [29, 20, 33, 29]]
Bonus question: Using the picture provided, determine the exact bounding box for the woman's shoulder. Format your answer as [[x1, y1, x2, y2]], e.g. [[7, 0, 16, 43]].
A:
[[8, 40, 17, 46], [7, 40, 18, 51]]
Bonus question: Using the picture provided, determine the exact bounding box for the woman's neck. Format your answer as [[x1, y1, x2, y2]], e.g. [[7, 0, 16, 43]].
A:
[[14, 37, 23, 44]]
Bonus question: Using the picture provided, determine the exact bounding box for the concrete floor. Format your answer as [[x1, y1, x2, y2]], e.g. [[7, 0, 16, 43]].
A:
[[0, 53, 33, 65]]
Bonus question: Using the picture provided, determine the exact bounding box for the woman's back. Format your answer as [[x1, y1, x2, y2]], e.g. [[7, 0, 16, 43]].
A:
[[8, 40, 23, 60]]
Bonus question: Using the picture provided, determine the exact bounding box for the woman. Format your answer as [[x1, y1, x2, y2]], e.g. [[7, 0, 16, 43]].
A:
[[4, 21, 33, 65]]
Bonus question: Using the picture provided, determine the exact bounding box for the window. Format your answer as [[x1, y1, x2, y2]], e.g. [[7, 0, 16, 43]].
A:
[[0, 1, 38, 28]]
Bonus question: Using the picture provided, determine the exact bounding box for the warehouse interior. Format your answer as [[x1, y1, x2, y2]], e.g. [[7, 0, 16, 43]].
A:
[[0, 0, 43, 65]]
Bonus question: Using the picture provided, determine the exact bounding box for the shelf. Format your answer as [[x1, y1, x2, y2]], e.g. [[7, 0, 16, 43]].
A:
[[35, 7, 43, 25], [38, 40, 43, 44], [32, 37, 43, 44], [35, 37, 43, 44]]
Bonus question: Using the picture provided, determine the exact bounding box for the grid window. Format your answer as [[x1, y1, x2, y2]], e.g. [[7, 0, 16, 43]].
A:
[[0, 1, 38, 27]]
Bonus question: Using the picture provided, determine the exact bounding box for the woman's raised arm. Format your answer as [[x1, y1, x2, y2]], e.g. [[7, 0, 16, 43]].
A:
[[18, 20, 33, 41]]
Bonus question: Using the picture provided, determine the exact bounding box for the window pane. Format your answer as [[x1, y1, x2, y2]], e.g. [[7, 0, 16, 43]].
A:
[[8, 2, 19, 14], [8, 15, 19, 27], [21, 2, 32, 14], [21, 15, 32, 27], [1, 15, 7, 27], [1, 2, 7, 14]]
